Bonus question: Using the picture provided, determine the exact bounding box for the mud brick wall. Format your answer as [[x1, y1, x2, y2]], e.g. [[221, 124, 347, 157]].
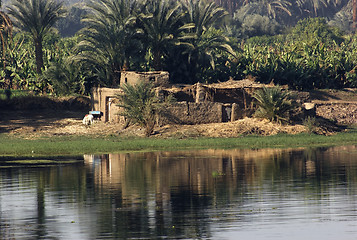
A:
[[91, 87, 123, 123], [159, 102, 224, 125]]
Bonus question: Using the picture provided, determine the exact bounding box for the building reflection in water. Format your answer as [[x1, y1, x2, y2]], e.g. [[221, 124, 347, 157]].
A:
[[83, 146, 357, 215], [2, 146, 357, 239]]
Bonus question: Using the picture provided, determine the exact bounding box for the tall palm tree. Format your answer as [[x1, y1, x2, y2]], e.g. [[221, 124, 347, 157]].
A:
[[292, 0, 346, 20], [215, 0, 240, 14], [182, 0, 228, 36], [74, 0, 141, 86], [233, 0, 291, 21], [137, 0, 192, 71], [7, 0, 66, 73], [179, 0, 236, 83], [352, 0, 357, 30], [0, 0, 12, 70]]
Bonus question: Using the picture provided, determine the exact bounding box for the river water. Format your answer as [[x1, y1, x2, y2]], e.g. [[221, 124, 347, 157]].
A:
[[1, 146, 357, 239]]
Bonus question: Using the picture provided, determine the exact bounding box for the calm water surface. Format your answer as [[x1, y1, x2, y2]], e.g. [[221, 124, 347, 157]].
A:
[[1, 146, 357, 239]]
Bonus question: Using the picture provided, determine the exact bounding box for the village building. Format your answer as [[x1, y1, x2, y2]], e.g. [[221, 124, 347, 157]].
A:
[[91, 71, 309, 125], [91, 71, 170, 122], [120, 71, 169, 86]]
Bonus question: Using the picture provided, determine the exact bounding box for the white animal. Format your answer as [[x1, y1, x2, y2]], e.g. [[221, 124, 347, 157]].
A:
[[83, 114, 94, 125]]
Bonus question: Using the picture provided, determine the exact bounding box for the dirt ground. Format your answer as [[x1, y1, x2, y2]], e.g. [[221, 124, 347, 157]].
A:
[[1, 88, 356, 139], [0, 109, 325, 139]]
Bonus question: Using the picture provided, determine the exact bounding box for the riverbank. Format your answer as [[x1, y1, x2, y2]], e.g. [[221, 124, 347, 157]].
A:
[[1, 129, 357, 157], [1, 89, 357, 157]]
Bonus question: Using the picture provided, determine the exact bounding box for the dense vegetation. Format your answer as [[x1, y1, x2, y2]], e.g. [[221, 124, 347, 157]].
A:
[[1, 0, 357, 96]]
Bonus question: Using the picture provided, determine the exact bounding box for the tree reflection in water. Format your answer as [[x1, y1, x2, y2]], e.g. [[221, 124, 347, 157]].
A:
[[1, 146, 357, 239]]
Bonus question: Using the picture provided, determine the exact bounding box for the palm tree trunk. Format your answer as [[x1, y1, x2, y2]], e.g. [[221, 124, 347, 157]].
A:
[[113, 70, 120, 86], [153, 49, 162, 71], [34, 37, 44, 74], [352, 0, 357, 30], [1, 33, 5, 70]]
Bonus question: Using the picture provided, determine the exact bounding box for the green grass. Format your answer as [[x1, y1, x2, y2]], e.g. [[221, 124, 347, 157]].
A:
[[0, 89, 32, 100], [2, 130, 357, 157]]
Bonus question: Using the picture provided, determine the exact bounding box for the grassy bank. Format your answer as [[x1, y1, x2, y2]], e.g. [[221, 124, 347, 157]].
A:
[[1, 130, 357, 157]]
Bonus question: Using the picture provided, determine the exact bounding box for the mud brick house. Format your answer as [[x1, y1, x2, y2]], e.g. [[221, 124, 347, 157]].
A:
[[91, 71, 169, 122], [157, 80, 273, 125], [120, 71, 169, 86], [91, 71, 277, 124]]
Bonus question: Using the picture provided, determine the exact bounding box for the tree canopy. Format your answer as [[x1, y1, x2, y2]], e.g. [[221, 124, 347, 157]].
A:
[[2, 0, 357, 95]]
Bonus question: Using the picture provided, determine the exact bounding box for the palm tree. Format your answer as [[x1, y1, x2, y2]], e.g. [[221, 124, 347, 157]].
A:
[[295, 0, 329, 16], [352, 0, 357, 30], [116, 81, 174, 136], [253, 86, 295, 123], [182, 0, 228, 36], [292, 0, 346, 20], [214, 0, 243, 14], [232, 0, 291, 22], [74, 0, 141, 86], [179, 0, 236, 82], [137, 0, 192, 71], [7, 0, 66, 74], [0, 0, 12, 70]]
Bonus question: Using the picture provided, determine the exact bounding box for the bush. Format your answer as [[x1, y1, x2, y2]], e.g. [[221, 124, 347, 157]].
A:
[[253, 86, 296, 123], [303, 116, 319, 134], [116, 81, 174, 137], [288, 18, 343, 44], [239, 14, 282, 38], [0, 95, 90, 110]]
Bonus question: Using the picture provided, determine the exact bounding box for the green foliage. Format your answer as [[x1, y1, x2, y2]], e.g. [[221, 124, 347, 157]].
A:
[[233, 0, 292, 23], [0, 94, 90, 110], [0, 4, 12, 64], [253, 86, 295, 123], [240, 14, 281, 37], [233, 11, 282, 38], [1, 33, 38, 90], [245, 34, 285, 45], [116, 81, 173, 137], [2, 0, 357, 94], [137, 0, 190, 71], [0, 89, 31, 99], [328, 10, 353, 33], [171, 0, 235, 83], [7, 0, 66, 73], [74, 0, 142, 86], [182, 27, 236, 83], [41, 36, 93, 95], [56, 4, 86, 37], [303, 116, 319, 134], [289, 18, 343, 44], [238, 35, 357, 90], [0, 32, 92, 95], [42, 59, 87, 95], [3, 130, 357, 157]]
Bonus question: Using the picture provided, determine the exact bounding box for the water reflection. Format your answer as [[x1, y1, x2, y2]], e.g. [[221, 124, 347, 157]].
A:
[[1, 146, 357, 239]]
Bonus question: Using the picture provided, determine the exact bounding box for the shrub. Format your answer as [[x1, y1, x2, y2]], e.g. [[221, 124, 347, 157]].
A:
[[253, 86, 295, 123], [239, 14, 282, 38], [288, 18, 343, 45], [303, 116, 319, 134], [116, 81, 174, 137]]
